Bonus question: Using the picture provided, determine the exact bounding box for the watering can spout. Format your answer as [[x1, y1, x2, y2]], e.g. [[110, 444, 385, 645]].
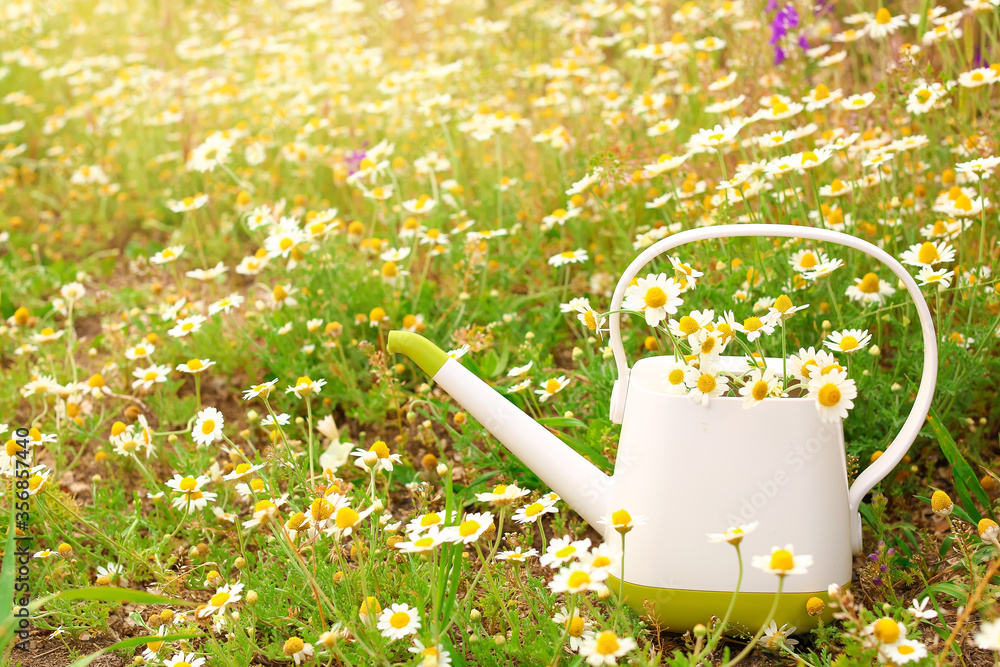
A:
[[388, 331, 611, 530]]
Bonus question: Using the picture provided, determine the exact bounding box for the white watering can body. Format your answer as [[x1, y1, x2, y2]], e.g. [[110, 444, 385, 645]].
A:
[[389, 224, 938, 632]]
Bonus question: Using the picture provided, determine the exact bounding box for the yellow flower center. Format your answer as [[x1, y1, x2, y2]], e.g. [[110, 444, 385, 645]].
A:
[[420, 513, 441, 527], [667, 369, 685, 385], [336, 507, 360, 529], [174, 662, 191, 667], [752, 381, 769, 401], [770, 548, 794, 571], [898, 645, 915, 655], [644, 286, 667, 309], [545, 379, 561, 393], [818, 384, 841, 407], [697, 374, 717, 393], [459, 520, 482, 537], [201, 420, 215, 434], [179, 477, 197, 492], [595, 631, 620, 655], [954, 194, 973, 211], [283, 637, 305, 655], [28, 475, 43, 492], [88, 373, 105, 387], [799, 252, 817, 268], [592, 555, 611, 567], [144, 371, 158, 381], [873, 617, 900, 644], [611, 509, 632, 526], [858, 273, 880, 293], [369, 440, 390, 458], [273, 285, 288, 300], [774, 294, 793, 313], [876, 7, 892, 24], [524, 502, 545, 517], [568, 616, 585, 636], [567, 571, 591, 588], [492, 484, 508, 495], [390, 611, 410, 629], [253, 499, 275, 513], [802, 151, 819, 164], [121, 440, 137, 452], [415, 537, 434, 548], [556, 545, 576, 558], [743, 316, 763, 332], [210, 591, 230, 607], [147, 640, 163, 652], [287, 512, 306, 530], [583, 310, 597, 330], [839, 336, 859, 350], [311, 497, 334, 521], [678, 316, 700, 335], [813, 83, 829, 100], [5, 440, 22, 456], [250, 479, 265, 492]]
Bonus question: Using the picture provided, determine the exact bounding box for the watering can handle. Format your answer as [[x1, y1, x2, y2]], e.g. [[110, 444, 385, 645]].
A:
[[607, 224, 937, 553]]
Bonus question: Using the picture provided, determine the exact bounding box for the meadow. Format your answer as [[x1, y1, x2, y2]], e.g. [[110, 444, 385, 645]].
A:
[[1, 0, 1000, 665]]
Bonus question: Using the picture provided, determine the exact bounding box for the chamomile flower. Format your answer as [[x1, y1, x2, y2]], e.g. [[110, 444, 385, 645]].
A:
[[507, 361, 533, 377], [198, 582, 244, 618], [623, 273, 683, 326], [441, 512, 494, 544], [808, 369, 857, 422], [707, 521, 759, 545], [351, 440, 402, 472], [549, 563, 609, 594], [242, 378, 278, 400], [476, 483, 530, 506], [535, 375, 570, 401], [739, 368, 780, 408], [916, 267, 953, 290], [395, 526, 448, 553], [548, 249, 589, 267], [191, 407, 224, 446], [150, 245, 184, 265], [735, 313, 777, 341], [285, 376, 326, 398], [176, 358, 215, 374], [167, 314, 207, 338], [900, 240, 956, 267], [496, 546, 539, 562], [661, 358, 691, 395], [825, 329, 873, 354], [598, 509, 646, 535], [761, 621, 799, 650], [540, 536, 592, 568], [131, 364, 171, 391], [512, 499, 558, 524], [165, 474, 216, 511], [845, 272, 896, 304], [125, 343, 155, 360], [408, 640, 452, 667], [685, 361, 730, 405], [580, 631, 637, 665], [751, 545, 813, 576], [552, 607, 595, 651], [377, 604, 421, 641], [164, 652, 206, 667]]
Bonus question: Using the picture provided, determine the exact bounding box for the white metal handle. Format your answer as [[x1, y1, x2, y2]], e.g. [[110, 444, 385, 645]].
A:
[[607, 224, 937, 553]]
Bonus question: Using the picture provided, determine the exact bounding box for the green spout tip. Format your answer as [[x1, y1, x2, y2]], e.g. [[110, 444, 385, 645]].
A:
[[387, 331, 449, 377]]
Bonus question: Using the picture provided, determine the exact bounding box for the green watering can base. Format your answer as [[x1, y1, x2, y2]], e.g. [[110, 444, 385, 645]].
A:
[[608, 577, 842, 634]]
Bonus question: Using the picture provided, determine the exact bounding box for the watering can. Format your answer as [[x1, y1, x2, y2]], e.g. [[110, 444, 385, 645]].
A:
[[388, 223, 937, 632]]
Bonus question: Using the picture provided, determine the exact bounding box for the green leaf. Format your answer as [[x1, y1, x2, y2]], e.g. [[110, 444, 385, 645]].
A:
[[64, 633, 204, 667], [536, 417, 587, 429], [928, 406, 991, 522], [33, 587, 195, 610], [0, 488, 18, 656]]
